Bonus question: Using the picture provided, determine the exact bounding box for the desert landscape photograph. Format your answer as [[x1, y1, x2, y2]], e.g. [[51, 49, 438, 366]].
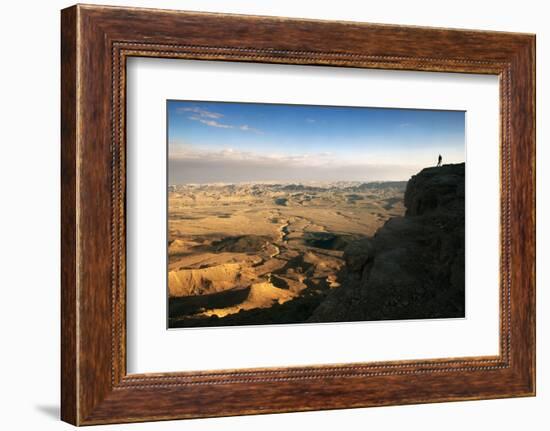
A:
[[167, 100, 466, 328]]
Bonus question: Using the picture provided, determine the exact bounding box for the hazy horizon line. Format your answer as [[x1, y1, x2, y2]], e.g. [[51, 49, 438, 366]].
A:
[[168, 178, 415, 186]]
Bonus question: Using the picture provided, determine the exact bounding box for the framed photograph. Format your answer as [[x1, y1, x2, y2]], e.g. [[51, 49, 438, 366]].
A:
[[165, 100, 466, 329], [61, 4, 535, 425]]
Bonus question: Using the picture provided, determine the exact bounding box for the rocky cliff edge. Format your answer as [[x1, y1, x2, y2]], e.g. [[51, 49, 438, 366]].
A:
[[309, 163, 466, 322]]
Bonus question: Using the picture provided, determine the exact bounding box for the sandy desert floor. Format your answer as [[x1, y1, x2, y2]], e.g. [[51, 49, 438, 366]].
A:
[[167, 182, 406, 328]]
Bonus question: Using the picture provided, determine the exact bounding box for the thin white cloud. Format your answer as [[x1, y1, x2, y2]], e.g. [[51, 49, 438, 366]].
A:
[[169, 143, 464, 171], [170, 145, 339, 167], [306, 118, 316, 123], [239, 124, 263, 134], [177, 106, 223, 119], [188, 115, 234, 129], [177, 106, 263, 133]]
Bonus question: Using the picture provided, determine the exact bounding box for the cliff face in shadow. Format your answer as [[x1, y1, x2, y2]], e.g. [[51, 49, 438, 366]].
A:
[[309, 163, 465, 322]]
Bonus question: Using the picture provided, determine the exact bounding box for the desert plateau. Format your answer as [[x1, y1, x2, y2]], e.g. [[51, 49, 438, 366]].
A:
[[168, 164, 465, 327], [168, 180, 406, 327]]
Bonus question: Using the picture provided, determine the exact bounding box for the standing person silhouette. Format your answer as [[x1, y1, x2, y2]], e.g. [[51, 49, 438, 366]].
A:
[[437, 154, 442, 167]]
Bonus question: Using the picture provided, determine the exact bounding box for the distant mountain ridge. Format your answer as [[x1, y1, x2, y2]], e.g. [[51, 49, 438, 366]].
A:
[[169, 180, 408, 193]]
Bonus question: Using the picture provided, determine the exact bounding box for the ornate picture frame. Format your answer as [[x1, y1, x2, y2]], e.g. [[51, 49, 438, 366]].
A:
[[61, 4, 535, 425]]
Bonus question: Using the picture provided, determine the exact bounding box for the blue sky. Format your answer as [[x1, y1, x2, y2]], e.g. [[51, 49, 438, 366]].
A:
[[167, 100, 465, 184]]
